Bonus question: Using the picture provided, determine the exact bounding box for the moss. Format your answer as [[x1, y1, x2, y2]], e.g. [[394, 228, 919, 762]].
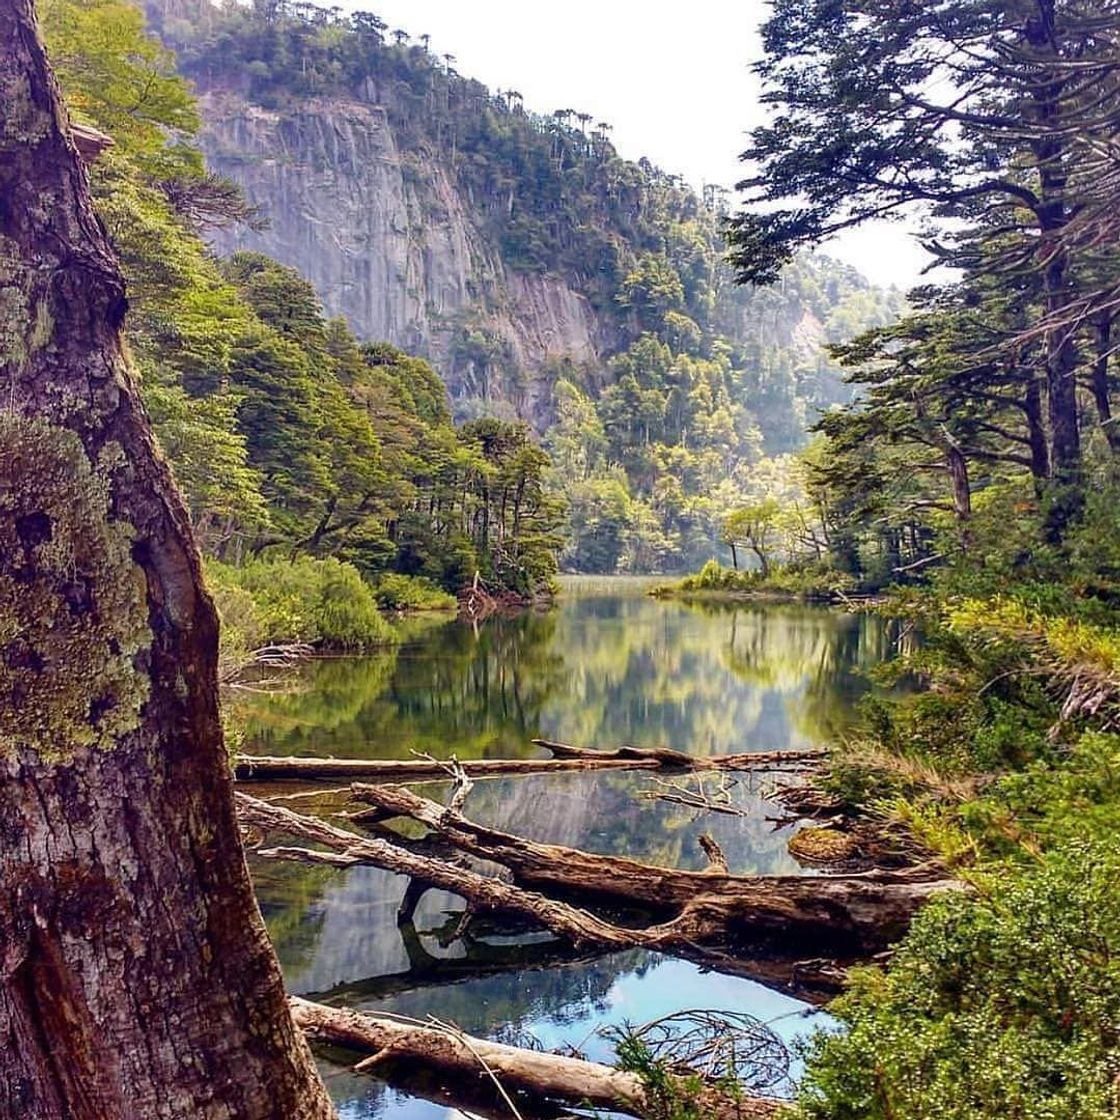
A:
[[28, 295, 54, 354], [0, 70, 53, 146], [788, 826, 859, 864], [0, 413, 152, 762], [0, 283, 31, 370]]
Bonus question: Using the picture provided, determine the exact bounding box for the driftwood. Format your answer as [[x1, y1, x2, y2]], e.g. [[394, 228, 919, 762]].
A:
[[234, 740, 825, 783], [346, 781, 958, 948], [289, 997, 779, 1119], [237, 790, 960, 958]]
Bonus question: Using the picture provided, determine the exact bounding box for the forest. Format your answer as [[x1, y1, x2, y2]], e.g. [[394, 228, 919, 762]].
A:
[[148, 0, 903, 574], [37, 0, 567, 651], [3, 1, 1120, 1120]]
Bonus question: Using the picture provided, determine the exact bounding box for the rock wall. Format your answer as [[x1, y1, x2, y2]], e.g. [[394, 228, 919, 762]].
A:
[[198, 92, 607, 428]]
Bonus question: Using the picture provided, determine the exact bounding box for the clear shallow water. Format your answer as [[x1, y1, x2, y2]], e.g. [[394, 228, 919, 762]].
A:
[[241, 582, 892, 1118]]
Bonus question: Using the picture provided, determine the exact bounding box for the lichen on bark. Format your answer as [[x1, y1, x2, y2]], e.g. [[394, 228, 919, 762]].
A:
[[0, 411, 152, 761]]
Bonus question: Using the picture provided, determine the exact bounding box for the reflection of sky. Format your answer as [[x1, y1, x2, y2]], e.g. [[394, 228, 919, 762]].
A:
[[322, 952, 832, 1120], [528, 954, 828, 1072]]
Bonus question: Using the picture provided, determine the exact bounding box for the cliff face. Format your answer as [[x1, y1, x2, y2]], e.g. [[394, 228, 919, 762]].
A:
[[199, 92, 607, 427]]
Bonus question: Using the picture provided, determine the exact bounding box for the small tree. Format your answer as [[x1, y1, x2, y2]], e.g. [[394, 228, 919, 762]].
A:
[[723, 499, 782, 575]]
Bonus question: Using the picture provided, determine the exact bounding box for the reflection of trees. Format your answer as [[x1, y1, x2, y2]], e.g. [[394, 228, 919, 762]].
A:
[[533, 597, 892, 754], [234, 594, 891, 764], [234, 611, 568, 759], [252, 859, 336, 980], [714, 605, 892, 744]]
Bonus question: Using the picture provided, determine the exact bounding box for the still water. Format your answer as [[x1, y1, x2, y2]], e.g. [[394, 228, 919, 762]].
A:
[[236, 579, 895, 1118]]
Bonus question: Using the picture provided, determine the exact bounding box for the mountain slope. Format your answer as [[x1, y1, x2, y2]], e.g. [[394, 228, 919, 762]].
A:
[[150, 0, 903, 570]]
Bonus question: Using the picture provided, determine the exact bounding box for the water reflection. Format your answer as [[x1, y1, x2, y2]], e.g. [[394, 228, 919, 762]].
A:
[[241, 584, 888, 1120], [235, 583, 892, 761], [315, 951, 824, 1120]]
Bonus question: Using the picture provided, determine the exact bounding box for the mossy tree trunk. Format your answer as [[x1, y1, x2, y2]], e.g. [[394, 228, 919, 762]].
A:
[[0, 3, 335, 1117]]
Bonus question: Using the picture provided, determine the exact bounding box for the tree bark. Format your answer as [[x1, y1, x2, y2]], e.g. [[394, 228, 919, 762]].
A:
[[0, 5, 334, 1117], [289, 997, 779, 1120], [1090, 315, 1120, 454], [1029, 17, 1082, 530]]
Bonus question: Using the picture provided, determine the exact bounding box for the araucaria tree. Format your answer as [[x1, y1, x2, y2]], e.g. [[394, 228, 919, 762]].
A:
[[0, 1, 335, 1116], [730, 0, 1120, 530]]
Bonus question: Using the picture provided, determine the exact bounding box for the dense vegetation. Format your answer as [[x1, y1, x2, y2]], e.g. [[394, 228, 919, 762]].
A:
[[44, 0, 1120, 1112], [41, 0, 564, 654], [695, 1, 1120, 1116], [143, 0, 903, 574]]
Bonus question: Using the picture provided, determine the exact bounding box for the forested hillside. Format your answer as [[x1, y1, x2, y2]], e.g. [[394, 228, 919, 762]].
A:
[[143, 0, 902, 572], [40, 0, 564, 638]]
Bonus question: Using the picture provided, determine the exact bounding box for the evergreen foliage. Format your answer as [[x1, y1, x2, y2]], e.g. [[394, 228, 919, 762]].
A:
[[717, 4, 1120, 1114], [41, 0, 564, 620]]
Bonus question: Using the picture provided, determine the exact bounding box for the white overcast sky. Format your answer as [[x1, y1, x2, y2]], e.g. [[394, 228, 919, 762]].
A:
[[347, 0, 931, 289]]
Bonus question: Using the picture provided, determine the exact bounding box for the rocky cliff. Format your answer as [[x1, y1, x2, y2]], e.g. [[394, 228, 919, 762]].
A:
[[199, 91, 610, 427]]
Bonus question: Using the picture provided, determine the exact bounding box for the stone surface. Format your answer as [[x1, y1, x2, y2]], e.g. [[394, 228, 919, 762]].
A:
[[199, 91, 608, 429]]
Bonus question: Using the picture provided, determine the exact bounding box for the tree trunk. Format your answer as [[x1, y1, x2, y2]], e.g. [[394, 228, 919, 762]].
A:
[[1029, 28, 1082, 531], [942, 439, 972, 550], [1090, 315, 1120, 455], [1024, 373, 1051, 485], [0, 5, 334, 1117]]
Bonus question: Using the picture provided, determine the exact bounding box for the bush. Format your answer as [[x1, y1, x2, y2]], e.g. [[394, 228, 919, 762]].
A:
[[670, 560, 855, 598], [207, 556, 394, 650], [372, 573, 457, 612], [797, 840, 1120, 1120]]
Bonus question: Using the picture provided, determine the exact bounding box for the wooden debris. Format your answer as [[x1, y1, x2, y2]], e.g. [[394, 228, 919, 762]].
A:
[[234, 741, 826, 783], [289, 997, 779, 1119], [238, 787, 961, 956]]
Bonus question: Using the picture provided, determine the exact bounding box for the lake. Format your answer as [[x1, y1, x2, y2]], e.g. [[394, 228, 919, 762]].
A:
[[236, 578, 895, 1118]]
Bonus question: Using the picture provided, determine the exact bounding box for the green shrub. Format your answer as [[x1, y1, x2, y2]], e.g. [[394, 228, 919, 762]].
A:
[[959, 732, 1120, 861], [673, 560, 856, 598], [797, 840, 1120, 1120], [207, 557, 393, 650], [206, 575, 267, 677], [372, 573, 457, 612]]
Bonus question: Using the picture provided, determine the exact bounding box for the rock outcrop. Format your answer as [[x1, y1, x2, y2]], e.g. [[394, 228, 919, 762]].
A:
[[199, 91, 608, 428]]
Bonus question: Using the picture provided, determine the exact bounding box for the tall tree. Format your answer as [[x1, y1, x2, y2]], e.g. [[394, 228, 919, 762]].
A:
[[730, 0, 1120, 518], [0, 2, 335, 1116]]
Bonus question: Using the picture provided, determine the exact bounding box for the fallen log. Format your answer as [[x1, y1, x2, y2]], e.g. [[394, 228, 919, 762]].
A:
[[237, 792, 961, 959], [533, 739, 826, 770], [234, 742, 825, 783], [289, 997, 779, 1119], [347, 781, 958, 949]]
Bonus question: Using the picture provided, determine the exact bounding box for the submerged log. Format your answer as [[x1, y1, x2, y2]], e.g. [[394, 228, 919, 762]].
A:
[[234, 741, 825, 782], [347, 781, 957, 948], [289, 997, 779, 1119], [237, 792, 960, 958]]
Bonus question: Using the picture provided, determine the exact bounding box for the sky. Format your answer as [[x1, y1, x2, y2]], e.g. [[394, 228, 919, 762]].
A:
[[352, 0, 933, 290]]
